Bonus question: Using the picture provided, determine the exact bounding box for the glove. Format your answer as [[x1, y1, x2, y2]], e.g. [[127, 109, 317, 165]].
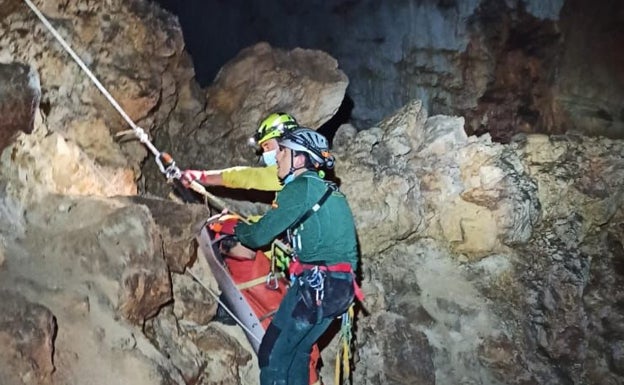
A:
[[219, 235, 239, 253], [180, 169, 206, 188]]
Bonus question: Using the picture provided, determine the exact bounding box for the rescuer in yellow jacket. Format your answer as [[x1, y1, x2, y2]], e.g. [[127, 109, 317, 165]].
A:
[[181, 112, 298, 191]]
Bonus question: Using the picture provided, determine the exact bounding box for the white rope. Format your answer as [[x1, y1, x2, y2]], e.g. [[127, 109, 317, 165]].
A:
[[22, 0, 252, 206], [22, 0, 160, 158], [24, 1, 257, 326], [22, 0, 259, 339]]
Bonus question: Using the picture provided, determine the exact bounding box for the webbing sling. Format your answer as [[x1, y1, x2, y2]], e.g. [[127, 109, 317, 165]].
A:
[[236, 272, 285, 290], [290, 182, 337, 230]]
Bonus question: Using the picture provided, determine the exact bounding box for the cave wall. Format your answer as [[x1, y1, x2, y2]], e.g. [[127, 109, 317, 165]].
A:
[[2, 1, 624, 384], [158, 0, 624, 140]]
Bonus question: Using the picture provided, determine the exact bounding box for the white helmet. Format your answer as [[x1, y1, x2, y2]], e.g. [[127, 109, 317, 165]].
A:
[[278, 128, 335, 169]]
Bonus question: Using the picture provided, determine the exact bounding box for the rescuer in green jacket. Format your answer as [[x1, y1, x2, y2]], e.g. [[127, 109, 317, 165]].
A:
[[234, 128, 359, 385], [181, 112, 298, 191]]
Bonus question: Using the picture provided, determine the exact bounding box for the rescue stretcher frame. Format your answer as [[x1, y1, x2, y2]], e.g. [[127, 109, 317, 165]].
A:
[[196, 225, 265, 353]]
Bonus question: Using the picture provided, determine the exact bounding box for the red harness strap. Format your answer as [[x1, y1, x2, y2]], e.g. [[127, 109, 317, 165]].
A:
[[289, 260, 365, 302]]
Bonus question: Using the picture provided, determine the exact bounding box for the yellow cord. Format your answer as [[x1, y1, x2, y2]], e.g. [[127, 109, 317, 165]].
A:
[[334, 304, 355, 384]]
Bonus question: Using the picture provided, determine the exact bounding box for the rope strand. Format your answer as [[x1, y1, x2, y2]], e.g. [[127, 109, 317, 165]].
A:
[[22, 0, 160, 157], [22, 0, 256, 339]]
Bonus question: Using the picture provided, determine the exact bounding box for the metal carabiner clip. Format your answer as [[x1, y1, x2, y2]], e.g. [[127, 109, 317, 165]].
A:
[[265, 271, 280, 290]]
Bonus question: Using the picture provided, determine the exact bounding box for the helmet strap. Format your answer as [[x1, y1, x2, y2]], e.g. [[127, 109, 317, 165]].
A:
[[279, 150, 308, 185]]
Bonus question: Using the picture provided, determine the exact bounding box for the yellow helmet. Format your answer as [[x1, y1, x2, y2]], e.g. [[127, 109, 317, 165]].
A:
[[253, 112, 298, 146]]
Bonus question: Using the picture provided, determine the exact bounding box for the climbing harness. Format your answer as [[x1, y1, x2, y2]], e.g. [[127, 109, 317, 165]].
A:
[[300, 266, 326, 307], [289, 260, 365, 304], [265, 179, 337, 294]]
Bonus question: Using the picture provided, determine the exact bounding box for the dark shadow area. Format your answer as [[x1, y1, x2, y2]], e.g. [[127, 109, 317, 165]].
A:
[[321, 168, 342, 189], [176, 185, 276, 207], [153, 0, 255, 86], [317, 94, 354, 146]]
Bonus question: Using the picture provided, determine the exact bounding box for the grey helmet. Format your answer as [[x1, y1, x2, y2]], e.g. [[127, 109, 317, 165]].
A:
[[279, 128, 335, 169]]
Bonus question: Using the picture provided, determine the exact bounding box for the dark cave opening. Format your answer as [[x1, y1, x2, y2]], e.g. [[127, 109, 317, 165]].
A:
[[318, 94, 354, 145], [151, 0, 624, 142], [153, 0, 268, 87]]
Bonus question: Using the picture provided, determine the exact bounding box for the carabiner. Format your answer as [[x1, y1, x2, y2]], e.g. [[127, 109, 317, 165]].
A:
[[265, 271, 280, 290]]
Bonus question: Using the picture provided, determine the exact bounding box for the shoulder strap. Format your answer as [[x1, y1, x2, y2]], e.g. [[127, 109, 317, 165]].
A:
[[290, 179, 338, 230]]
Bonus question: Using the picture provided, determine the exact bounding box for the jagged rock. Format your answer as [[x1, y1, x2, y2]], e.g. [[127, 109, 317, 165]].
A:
[[0, 62, 40, 152], [2, 0, 624, 384], [208, 41, 348, 130], [145, 41, 349, 201], [333, 100, 427, 256], [0, 193, 183, 384], [172, 272, 218, 326], [145, 308, 206, 385], [129, 196, 210, 273], [188, 323, 256, 385], [0, 0, 195, 201], [1, 128, 137, 204], [357, 312, 434, 385], [516, 133, 624, 229], [334, 99, 540, 258], [334, 100, 624, 384], [418, 119, 540, 257], [0, 291, 56, 385]]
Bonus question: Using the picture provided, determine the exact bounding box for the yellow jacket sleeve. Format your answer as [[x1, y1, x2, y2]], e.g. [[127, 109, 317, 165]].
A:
[[220, 165, 283, 191]]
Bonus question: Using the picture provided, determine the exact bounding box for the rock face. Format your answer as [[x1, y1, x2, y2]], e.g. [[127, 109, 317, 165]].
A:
[[0, 193, 211, 385], [0, 63, 40, 152], [0, 0, 255, 384], [0, 0, 193, 200], [0, 291, 56, 385], [330, 101, 624, 385], [1, 1, 624, 385], [143, 41, 349, 200], [334, 100, 541, 259]]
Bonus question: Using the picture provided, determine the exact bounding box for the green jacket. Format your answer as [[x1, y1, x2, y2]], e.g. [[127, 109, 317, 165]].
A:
[[221, 165, 282, 191], [235, 171, 358, 270]]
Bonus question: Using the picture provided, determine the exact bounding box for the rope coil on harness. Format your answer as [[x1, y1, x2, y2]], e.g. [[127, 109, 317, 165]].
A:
[[335, 304, 355, 385]]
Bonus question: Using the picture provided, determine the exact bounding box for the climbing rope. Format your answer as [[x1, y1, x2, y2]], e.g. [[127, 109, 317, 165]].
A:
[[22, 0, 254, 333], [23, 0, 158, 157], [22, 0, 228, 204], [335, 304, 355, 385]]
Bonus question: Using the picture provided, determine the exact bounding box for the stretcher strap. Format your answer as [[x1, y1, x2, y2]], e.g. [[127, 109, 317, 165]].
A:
[[235, 272, 285, 290]]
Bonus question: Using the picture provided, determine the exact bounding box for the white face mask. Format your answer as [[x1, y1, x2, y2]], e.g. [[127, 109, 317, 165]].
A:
[[262, 149, 278, 166], [281, 173, 295, 185]]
